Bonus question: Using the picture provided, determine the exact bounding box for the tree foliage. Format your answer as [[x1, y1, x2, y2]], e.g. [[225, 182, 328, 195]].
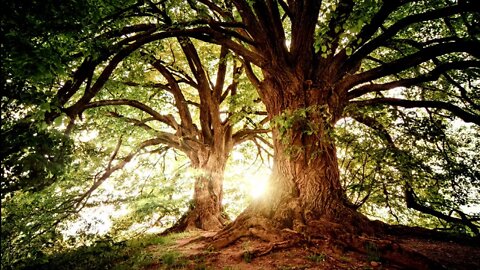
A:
[[2, 0, 480, 268]]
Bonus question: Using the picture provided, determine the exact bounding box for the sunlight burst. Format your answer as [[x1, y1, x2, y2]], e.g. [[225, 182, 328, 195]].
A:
[[247, 171, 269, 199]]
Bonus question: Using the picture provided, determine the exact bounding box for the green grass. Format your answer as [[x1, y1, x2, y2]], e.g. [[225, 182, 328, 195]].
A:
[[159, 250, 188, 268], [339, 255, 352, 262], [18, 233, 189, 270], [242, 250, 253, 263], [365, 242, 381, 262], [306, 252, 326, 263]]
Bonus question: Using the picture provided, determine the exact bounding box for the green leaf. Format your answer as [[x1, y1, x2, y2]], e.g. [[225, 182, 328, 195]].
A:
[[346, 47, 353, 56], [53, 116, 64, 127]]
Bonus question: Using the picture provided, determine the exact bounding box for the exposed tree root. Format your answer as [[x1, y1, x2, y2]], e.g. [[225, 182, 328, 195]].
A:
[[208, 214, 451, 269], [161, 207, 229, 235], [250, 239, 301, 257], [210, 216, 270, 249]]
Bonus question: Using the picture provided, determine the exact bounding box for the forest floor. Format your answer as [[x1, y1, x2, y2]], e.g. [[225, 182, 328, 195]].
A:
[[141, 230, 480, 270]]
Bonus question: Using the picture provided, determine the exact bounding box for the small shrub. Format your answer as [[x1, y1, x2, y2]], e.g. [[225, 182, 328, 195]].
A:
[[242, 250, 253, 263], [160, 251, 178, 265], [307, 252, 326, 262], [127, 234, 170, 248], [365, 242, 381, 262], [339, 256, 352, 262], [194, 263, 210, 270], [160, 251, 187, 268]]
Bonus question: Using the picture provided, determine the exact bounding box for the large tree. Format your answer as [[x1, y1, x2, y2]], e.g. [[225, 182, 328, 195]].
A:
[[48, 0, 478, 227], [103, 0, 480, 261], [9, 0, 478, 266]]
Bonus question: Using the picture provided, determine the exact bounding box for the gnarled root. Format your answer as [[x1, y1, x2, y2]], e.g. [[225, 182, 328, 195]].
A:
[[305, 219, 447, 269], [209, 213, 447, 269], [210, 216, 277, 249], [210, 214, 304, 262], [161, 208, 228, 235]]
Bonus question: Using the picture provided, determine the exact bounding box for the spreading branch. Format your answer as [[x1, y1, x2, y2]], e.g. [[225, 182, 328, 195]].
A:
[[350, 1, 411, 54], [343, 2, 477, 73], [348, 61, 480, 99], [107, 111, 158, 132], [63, 26, 257, 117], [405, 183, 479, 235], [348, 110, 479, 233], [83, 99, 179, 129], [232, 128, 270, 145], [346, 111, 395, 147], [150, 58, 196, 133], [346, 40, 480, 90], [74, 137, 166, 209], [351, 98, 480, 125]]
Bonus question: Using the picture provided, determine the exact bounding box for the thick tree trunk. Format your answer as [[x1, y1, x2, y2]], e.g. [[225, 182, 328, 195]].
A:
[[212, 73, 375, 246], [164, 150, 230, 233], [257, 131, 368, 229], [257, 74, 368, 225], [216, 116, 371, 233], [188, 152, 229, 231]]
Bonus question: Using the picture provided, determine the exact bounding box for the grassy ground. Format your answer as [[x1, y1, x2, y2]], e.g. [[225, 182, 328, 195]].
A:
[[22, 230, 480, 270], [20, 232, 191, 270]]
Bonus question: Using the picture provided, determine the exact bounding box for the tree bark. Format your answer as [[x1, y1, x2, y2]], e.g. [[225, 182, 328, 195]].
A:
[[186, 150, 229, 231], [212, 71, 375, 247], [164, 143, 232, 233], [259, 73, 364, 221]]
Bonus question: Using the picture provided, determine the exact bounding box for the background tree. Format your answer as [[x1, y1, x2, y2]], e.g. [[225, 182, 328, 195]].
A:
[[67, 37, 268, 231], [2, 1, 272, 265], [2, 0, 266, 235]]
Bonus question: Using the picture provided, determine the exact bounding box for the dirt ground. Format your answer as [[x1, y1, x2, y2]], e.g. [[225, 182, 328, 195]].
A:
[[145, 231, 480, 270]]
